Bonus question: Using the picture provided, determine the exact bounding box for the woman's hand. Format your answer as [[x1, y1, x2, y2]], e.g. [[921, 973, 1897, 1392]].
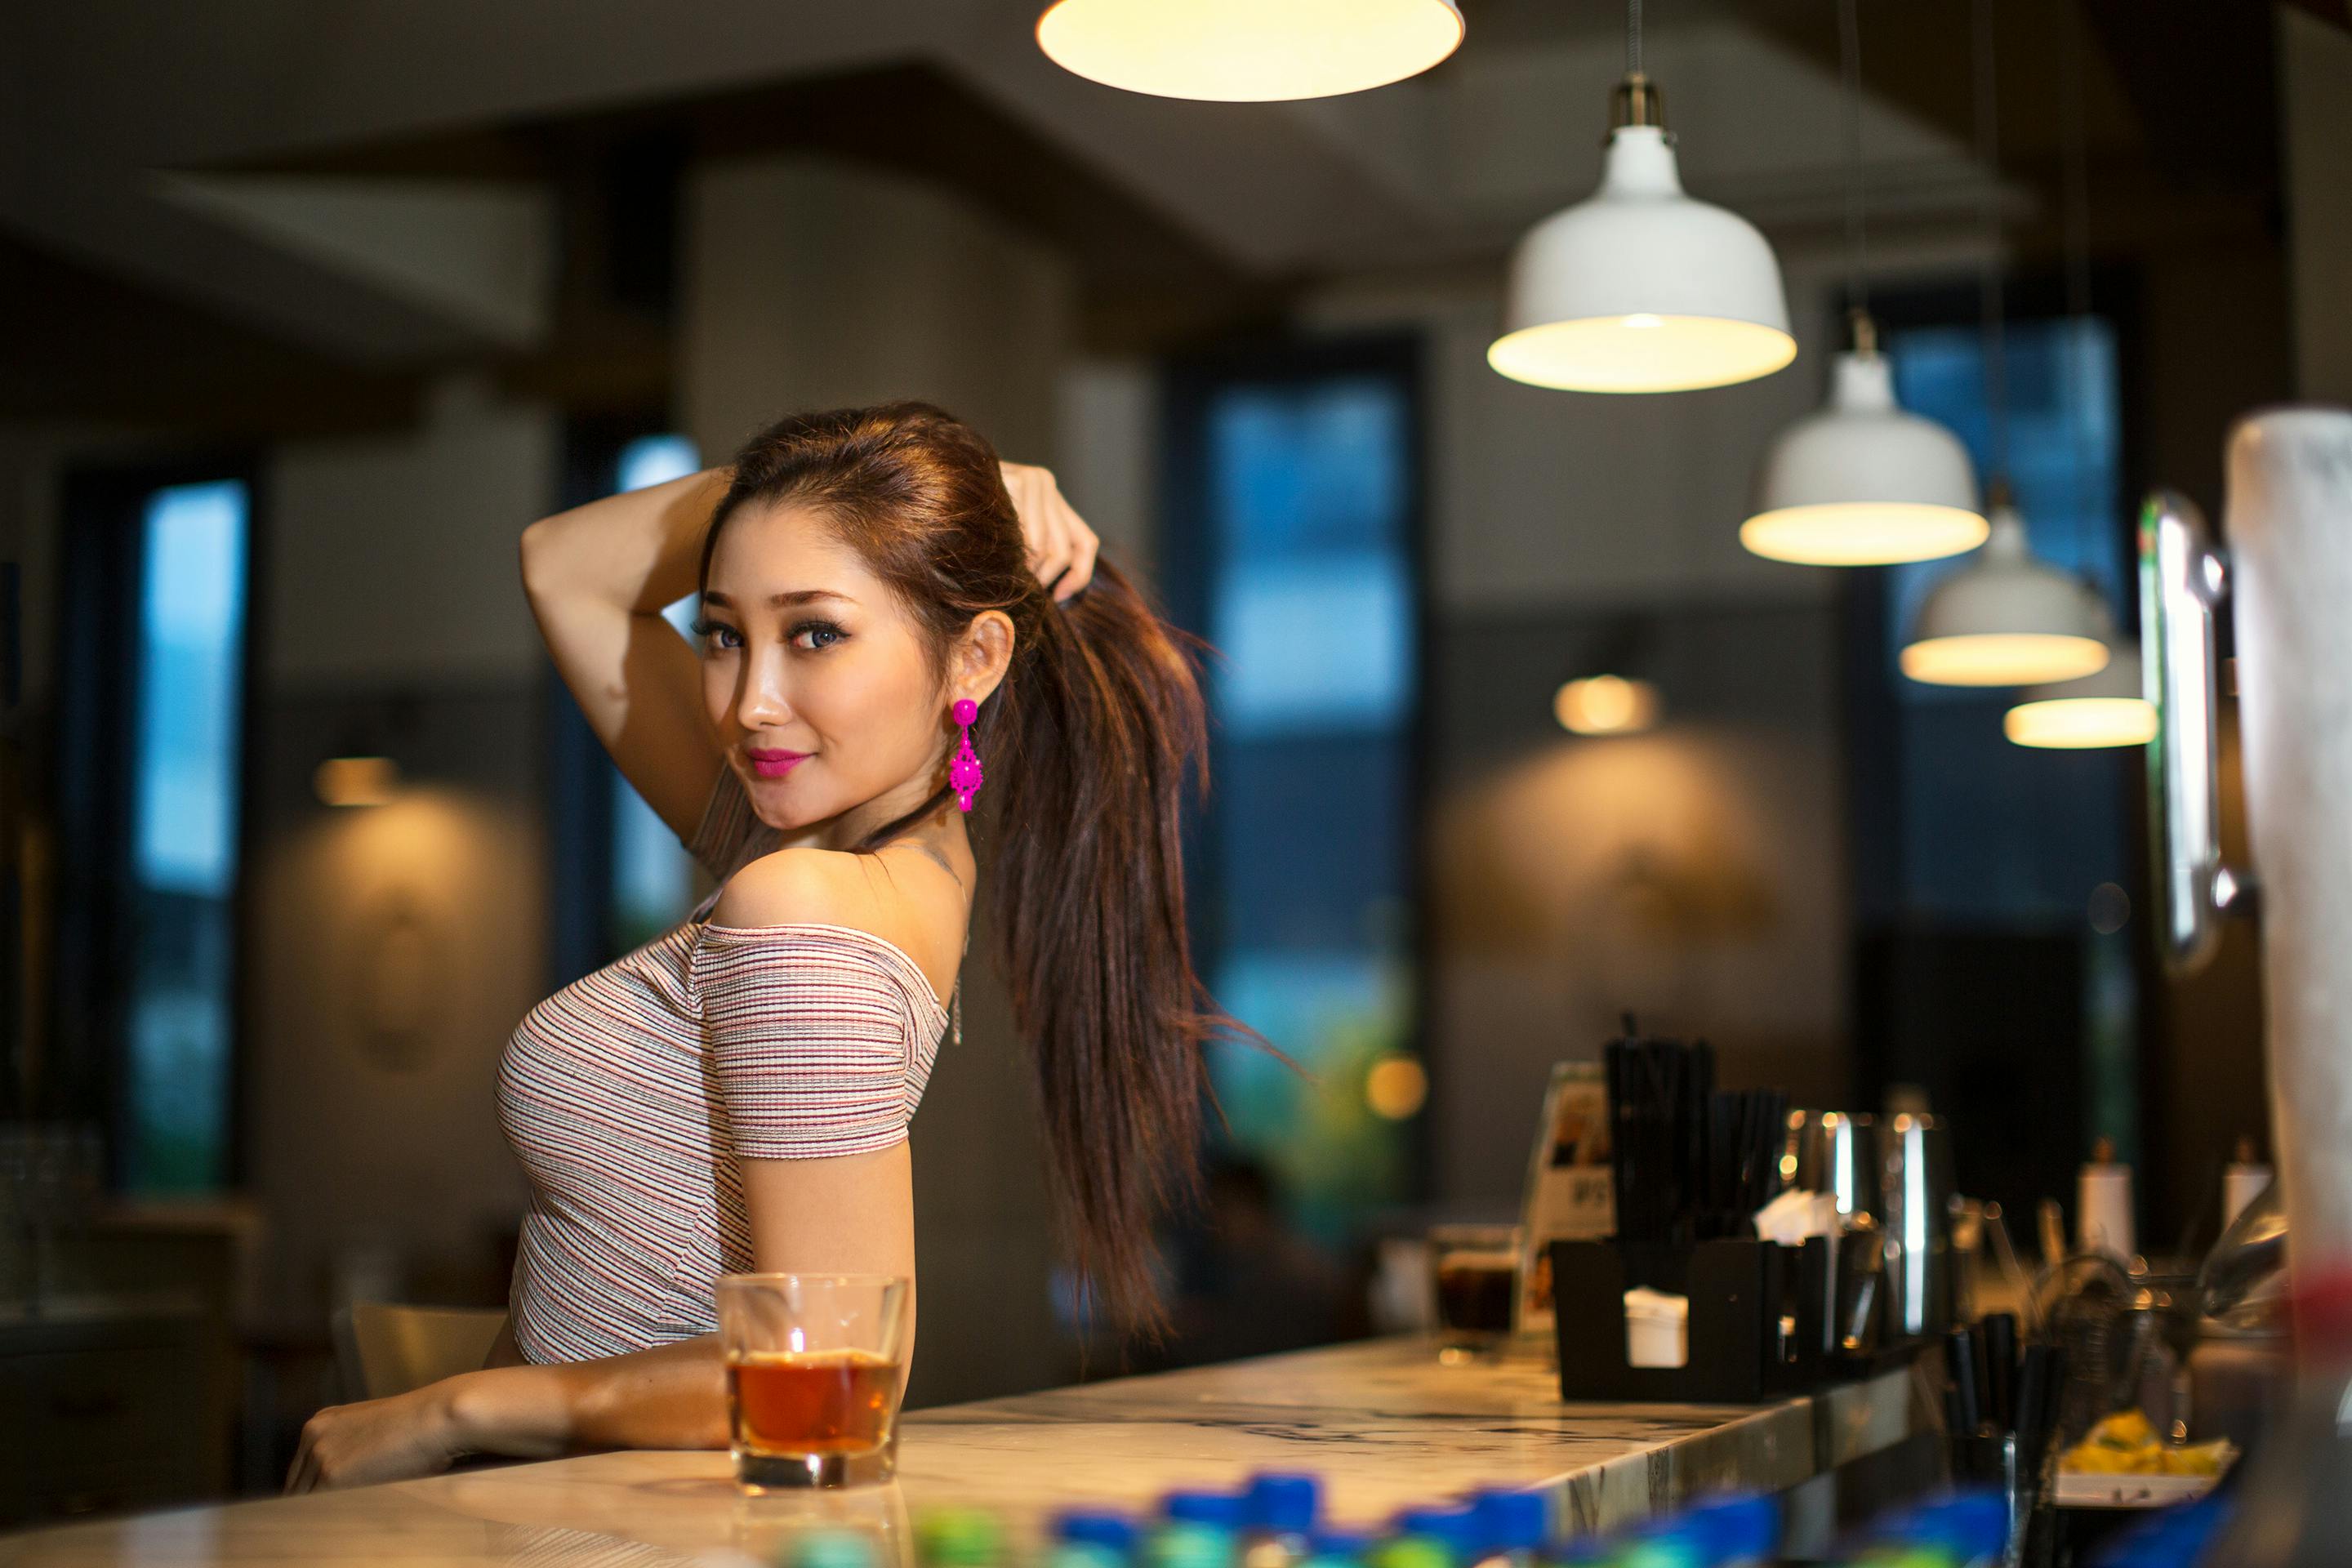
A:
[[283, 1382, 467, 1494], [1000, 461, 1099, 602]]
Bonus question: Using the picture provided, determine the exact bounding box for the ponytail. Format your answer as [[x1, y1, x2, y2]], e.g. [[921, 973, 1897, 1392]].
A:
[[981, 559, 1262, 1333]]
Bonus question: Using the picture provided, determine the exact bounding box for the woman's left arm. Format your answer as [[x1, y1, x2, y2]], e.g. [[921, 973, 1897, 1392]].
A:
[[283, 1330, 728, 1492], [284, 1145, 915, 1492]]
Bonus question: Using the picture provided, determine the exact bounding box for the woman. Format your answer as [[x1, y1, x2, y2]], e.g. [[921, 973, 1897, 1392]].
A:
[[286, 403, 1251, 1490]]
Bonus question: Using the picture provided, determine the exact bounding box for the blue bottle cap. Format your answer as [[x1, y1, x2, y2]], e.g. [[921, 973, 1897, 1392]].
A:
[[1682, 1494, 1778, 1561], [1306, 1529, 1368, 1561], [1245, 1474, 1323, 1534], [1164, 1491, 1248, 1530], [2085, 1493, 2234, 1568], [1058, 1512, 1141, 1554], [1471, 1492, 1549, 1553]]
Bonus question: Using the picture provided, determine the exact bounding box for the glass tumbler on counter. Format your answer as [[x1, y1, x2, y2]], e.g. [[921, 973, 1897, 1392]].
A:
[[716, 1272, 910, 1490], [1428, 1223, 1521, 1362]]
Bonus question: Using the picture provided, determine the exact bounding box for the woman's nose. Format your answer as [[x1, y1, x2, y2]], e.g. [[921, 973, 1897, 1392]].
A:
[[735, 646, 794, 731]]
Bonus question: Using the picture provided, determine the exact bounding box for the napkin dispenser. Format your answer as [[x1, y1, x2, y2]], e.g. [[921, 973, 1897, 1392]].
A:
[[1550, 1234, 1910, 1402]]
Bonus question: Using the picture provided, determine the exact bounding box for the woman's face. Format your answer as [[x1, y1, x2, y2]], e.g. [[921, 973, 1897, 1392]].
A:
[[696, 501, 951, 831]]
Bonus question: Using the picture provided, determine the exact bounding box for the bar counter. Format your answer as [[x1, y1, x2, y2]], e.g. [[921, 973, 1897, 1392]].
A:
[[5, 1336, 1925, 1566]]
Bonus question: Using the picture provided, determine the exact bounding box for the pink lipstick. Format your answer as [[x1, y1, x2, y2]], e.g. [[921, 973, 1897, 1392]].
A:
[[746, 748, 808, 780]]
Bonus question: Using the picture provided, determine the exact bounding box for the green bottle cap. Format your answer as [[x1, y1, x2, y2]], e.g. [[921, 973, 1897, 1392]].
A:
[[787, 1531, 880, 1568], [1049, 1546, 1129, 1568], [1616, 1541, 1699, 1568], [1149, 1521, 1236, 1568], [917, 1508, 1004, 1568]]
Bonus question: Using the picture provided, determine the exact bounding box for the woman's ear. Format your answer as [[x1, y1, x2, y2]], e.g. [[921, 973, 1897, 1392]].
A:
[[955, 610, 1016, 706]]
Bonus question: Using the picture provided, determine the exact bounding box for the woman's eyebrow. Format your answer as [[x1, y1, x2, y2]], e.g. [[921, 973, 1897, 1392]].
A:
[[697, 589, 856, 608]]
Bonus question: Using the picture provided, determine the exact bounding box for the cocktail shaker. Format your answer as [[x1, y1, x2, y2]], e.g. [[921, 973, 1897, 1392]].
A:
[[1782, 1110, 1882, 1225], [1882, 1111, 1956, 1339]]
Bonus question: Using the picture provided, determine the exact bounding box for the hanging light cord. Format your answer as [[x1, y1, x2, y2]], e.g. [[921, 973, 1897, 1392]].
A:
[[1628, 0, 1643, 78], [2059, 7, 2091, 323], [1972, 0, 2009, 482], [1838, 0, 1869, 332], [2057, 2, 2096, 529]]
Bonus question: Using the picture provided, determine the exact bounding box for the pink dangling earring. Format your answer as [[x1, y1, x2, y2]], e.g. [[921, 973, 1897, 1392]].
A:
[[949, 698, 984, 812]]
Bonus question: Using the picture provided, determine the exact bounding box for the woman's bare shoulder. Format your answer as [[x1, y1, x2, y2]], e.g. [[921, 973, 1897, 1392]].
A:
[[710, 846, 858, 929], [711, 843, 966, 1000]]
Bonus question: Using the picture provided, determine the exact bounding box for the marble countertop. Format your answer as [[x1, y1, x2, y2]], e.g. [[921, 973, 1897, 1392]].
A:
[[3, 1336, 1927, 1566]]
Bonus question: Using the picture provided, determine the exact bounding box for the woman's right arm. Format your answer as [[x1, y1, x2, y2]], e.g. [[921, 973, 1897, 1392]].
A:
[[519, 466, 732, 842]]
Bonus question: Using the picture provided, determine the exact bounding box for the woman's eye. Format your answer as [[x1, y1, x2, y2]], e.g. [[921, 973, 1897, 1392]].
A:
[[791, 622, 844, 652], [691, 619, 742, 652]]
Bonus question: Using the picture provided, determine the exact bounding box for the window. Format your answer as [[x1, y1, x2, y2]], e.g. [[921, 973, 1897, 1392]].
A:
[[1876, 315, 2131, 921], [546, 424, 706, 982], [1163, 338, 1428, 1247], [608, 434, 703, 951], [56, 464, 256, 1192], [126, 483, 250, 1190], [1845, 292, 2140, 1217]]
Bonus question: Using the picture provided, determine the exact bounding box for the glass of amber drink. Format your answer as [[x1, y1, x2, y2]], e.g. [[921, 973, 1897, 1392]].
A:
[[715, 1273, 911, 1490]]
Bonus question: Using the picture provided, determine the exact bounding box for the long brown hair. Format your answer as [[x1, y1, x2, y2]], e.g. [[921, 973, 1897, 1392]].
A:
[[700, 401, 1263, 1333]]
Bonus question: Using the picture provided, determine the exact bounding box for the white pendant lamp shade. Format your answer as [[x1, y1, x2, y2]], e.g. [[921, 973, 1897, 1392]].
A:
[[1900, 502, 2113, 687], [1741, 345, 1989, 565], [2003, 639, 2157, 749], [1490, 121, 1796, 394], [1035, 0, 1463, 102]]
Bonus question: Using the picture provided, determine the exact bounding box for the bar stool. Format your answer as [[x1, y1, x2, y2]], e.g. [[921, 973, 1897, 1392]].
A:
[[331, 1302, 508, 1401]]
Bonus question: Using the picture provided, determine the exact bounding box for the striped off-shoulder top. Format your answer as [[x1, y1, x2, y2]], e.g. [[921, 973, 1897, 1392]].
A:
[[497, 767, 959, 1364]]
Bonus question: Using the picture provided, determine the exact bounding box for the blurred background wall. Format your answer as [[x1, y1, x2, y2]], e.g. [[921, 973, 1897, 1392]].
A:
[[2, 0, 2344, 1519]]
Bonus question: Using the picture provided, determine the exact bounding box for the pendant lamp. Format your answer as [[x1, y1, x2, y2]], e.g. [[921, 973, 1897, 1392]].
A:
[[314, 696, 414, 807], [2003, 639, 2156, 749], [1552, 618, 1666, 735], [1036, 0, 1463, 103], [1740, 0, 1985, 565], [1895, 0, 2107, 688], [1488, 6, 1794, 394], [1555, 674, 1663, 737], [1900, 493, 2113, 687], [1997, 7, 2148, 746], [1743, 314, 1988, 564]]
